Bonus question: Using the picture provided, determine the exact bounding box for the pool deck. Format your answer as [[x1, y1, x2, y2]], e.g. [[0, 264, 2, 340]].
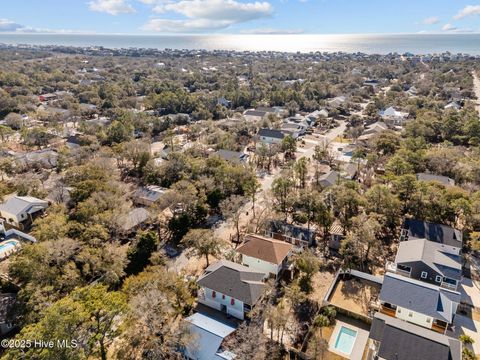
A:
[[328, 320, 369, 360]]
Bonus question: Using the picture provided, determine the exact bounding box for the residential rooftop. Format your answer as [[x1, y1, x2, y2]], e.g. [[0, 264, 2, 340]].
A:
[[379, 272, 461, 323], [197, 260, 265, 306], [416, 173, 455, 186], [403, 218, 462, 248], [369, 312, 461, 360], [395, 238, 462, 280], [237, 234, 292, 265]]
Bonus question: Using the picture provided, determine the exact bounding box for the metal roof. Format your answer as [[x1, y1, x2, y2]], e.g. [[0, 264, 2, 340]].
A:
[[185, 312, 236, 360]]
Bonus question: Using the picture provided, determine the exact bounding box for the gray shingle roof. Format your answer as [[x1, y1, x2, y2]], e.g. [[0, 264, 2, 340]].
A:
[[213, 150, 248, 163], [416, 173, 455, 186], [0, 196, 48, 217], [197, 260, 265, 305], [244, 110, 266, 117], [119, 208, 150, 231], [370, 312, 461, 360], [395, 239, 462, 280], [257, 128, 284, 139], [319, 170, 339, 188], [403, 219, 462, 248], [379, 273, 461, 323]]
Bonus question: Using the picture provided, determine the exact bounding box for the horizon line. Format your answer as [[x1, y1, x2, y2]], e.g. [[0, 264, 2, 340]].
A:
[[1, 31, 480, 37]]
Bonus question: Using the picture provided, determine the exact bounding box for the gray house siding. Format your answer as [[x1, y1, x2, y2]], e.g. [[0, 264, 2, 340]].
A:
[[398, 261, 442, 285]]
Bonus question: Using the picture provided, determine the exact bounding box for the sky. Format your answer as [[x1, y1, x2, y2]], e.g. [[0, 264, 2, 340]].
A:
[[1, 0, 480, 35]]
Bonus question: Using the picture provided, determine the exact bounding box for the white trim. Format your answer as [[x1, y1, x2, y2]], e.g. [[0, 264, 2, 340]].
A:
[[421, 271, 428, 279]]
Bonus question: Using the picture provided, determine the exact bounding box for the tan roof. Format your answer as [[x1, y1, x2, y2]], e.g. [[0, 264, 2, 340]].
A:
[[237, 234, 293, 265]]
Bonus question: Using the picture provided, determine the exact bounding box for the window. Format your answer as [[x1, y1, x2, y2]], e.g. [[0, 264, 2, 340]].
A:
[[397, 264, 411, 273], [212, 291, 216, 298], [435, 275, 442, 283], [421, 271, 428, 279], [426, 318, 431, 323], [222, 294, 225, 300], [443, 277, 457, 286], [397, 308, 401, 313], [230, 298, 235, 305]]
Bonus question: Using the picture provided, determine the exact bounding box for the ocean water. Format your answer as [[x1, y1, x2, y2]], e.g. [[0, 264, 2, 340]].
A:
[[0, 33, 480, 55]]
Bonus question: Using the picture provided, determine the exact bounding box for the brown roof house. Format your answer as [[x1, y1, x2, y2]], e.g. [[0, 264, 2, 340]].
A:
[[237, 234, 293, 279]]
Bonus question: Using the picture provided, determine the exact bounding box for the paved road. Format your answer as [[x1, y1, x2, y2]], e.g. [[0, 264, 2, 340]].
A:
[[473, 71, 480, 116]]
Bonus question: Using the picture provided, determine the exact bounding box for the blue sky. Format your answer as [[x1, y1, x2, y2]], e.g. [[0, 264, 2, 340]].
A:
[[1, 0, 480, 34]]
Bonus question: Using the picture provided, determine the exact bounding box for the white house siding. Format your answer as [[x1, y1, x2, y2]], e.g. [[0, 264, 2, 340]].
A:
[[241, 255, 280, 278], [0, 210, 20, 226], [199, 287, 245, 320], [395, 306, 433, 329]]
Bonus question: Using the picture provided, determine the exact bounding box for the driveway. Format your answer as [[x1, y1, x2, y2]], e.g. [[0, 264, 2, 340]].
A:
[[460, 277, 480, 308], [448, 314, 480, 357]]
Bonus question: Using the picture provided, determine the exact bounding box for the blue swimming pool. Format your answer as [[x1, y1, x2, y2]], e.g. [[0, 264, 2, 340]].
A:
[[334, 326, 358, 355], [0, 240, 18, 254]]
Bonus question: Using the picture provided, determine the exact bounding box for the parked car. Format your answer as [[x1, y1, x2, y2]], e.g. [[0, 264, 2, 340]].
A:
[[164, 245, 178, 258]]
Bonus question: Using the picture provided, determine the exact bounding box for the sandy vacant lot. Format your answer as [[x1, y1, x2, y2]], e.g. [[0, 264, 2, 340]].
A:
[[329, 277, 381, 317], [309, 270, 337, 304]]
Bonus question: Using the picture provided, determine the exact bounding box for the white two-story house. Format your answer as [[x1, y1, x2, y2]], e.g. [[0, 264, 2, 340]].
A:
[[236, 234, 292, 279], [257, 128, 285, 145], [0, 195, 49, 228], [197, 260, 265, 320], [386, 238, 462, 291], [378, 272, 461, 334]]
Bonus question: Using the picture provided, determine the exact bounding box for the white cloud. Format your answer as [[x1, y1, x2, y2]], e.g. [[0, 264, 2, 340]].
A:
[[142, 18, 233, 32], [165, 0, 272, 22], [454, 5, 480, 20], [422, 16, 440, 25], [240, 27, 303, 34], [142, 0, 273, 33], [88, 0, 135, 15], [442, 23, 457, 31], [0, 19, 24, 32], [137, 0, 170, 12], [0, 18, 92, 34]]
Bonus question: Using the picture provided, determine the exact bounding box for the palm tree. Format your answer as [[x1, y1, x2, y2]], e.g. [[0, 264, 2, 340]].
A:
[[313, 314, 330, 339]]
